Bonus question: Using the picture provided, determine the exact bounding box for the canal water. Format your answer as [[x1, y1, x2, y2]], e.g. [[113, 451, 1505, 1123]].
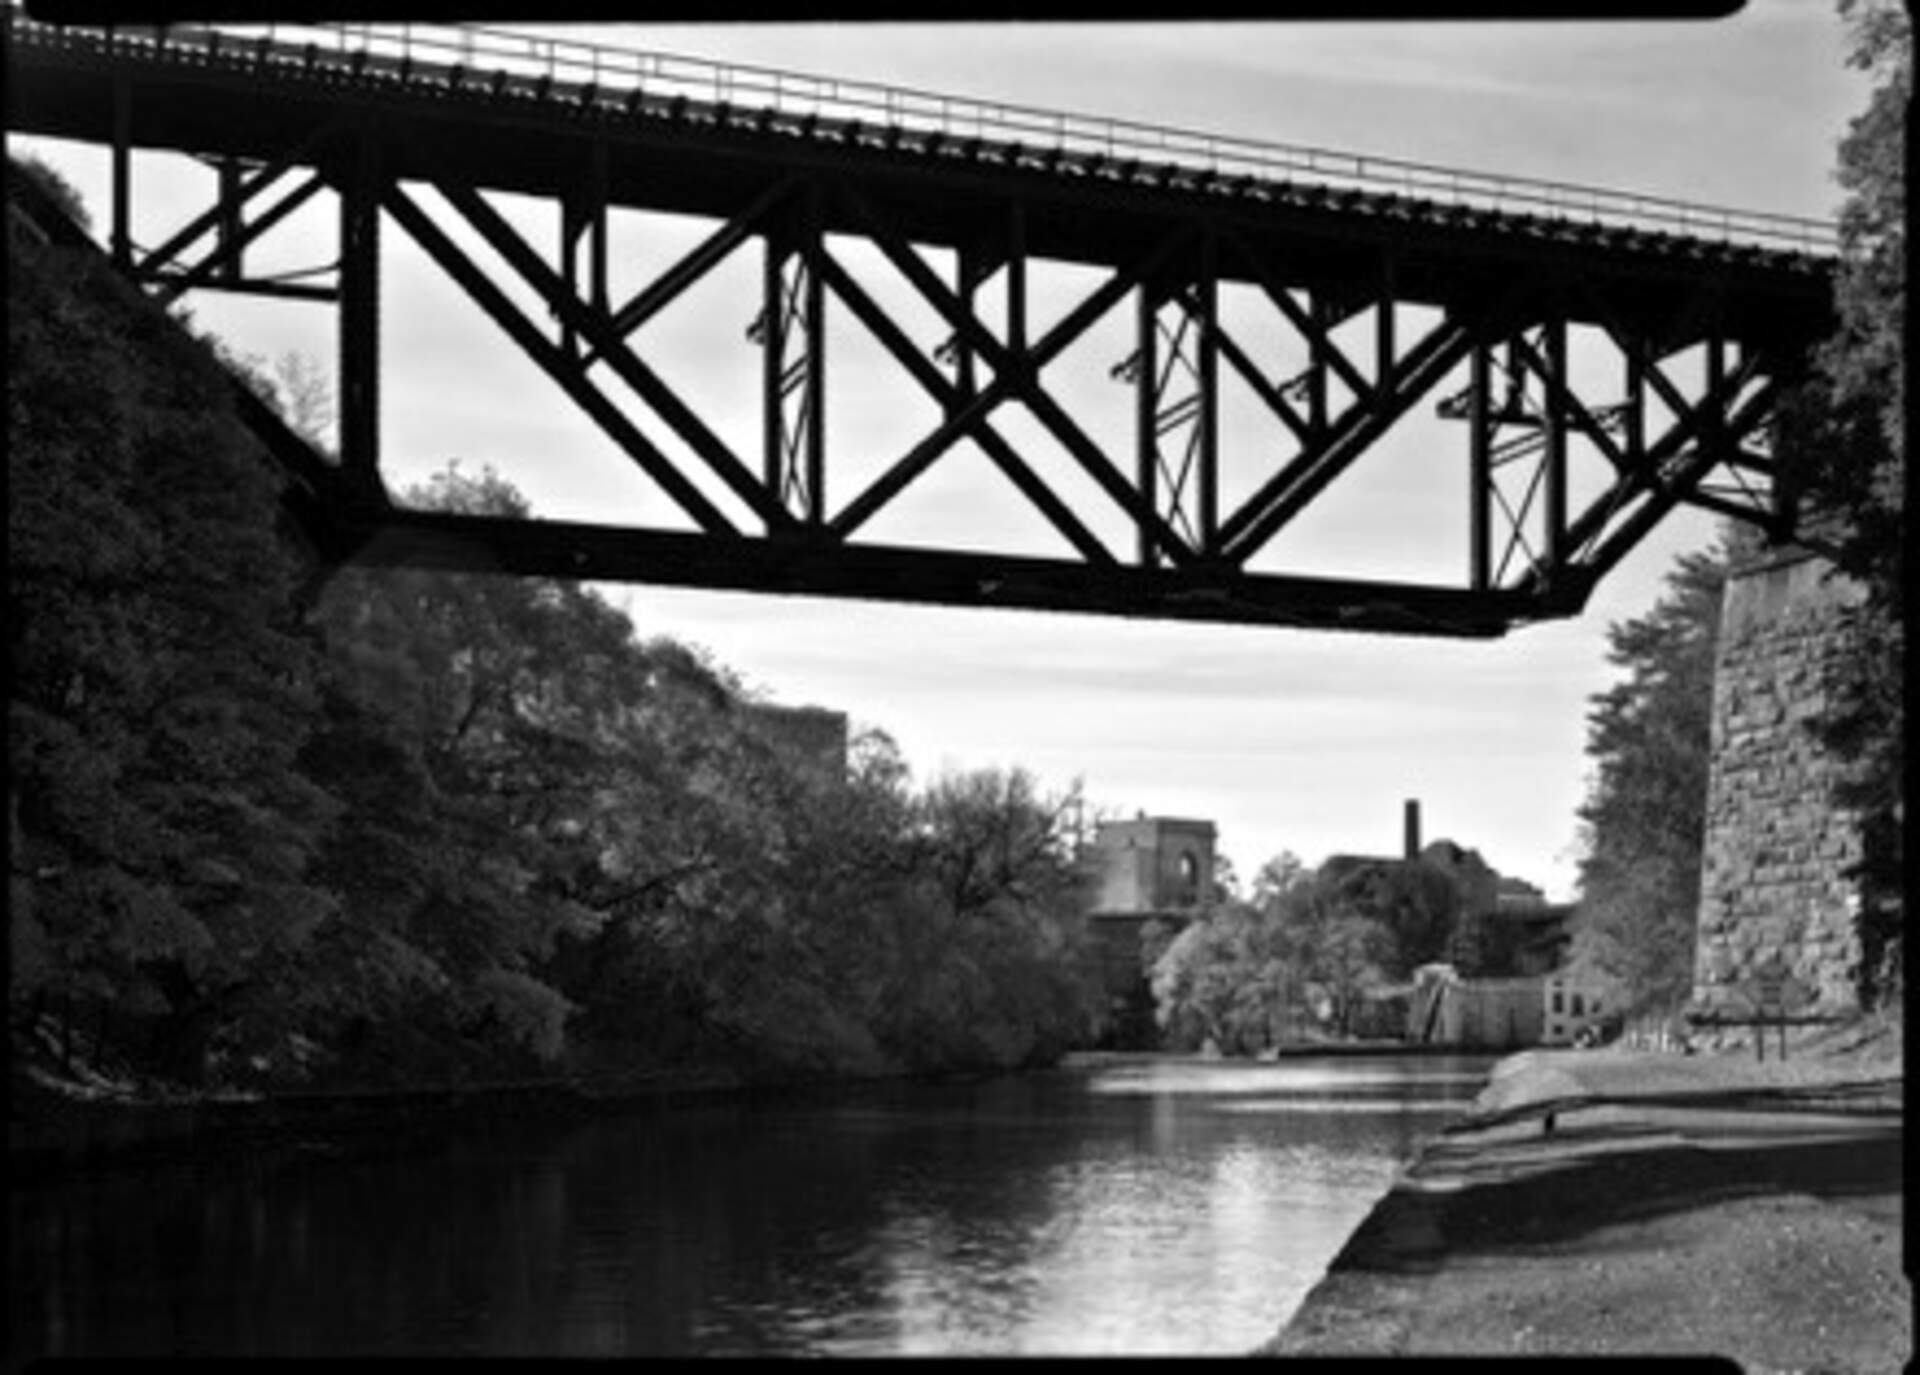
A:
[[10, 1052, 1493, 1357]]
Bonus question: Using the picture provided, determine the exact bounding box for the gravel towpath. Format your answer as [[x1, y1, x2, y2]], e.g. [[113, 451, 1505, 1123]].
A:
[[1262, 1038, 1908, 1371]]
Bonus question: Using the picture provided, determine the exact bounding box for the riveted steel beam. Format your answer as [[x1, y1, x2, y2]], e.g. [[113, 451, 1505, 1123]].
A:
[[1468, 342, 1493, 592], [1542, 316, 1567, 570], [1133, 238, 1218, 565], [1134, 275, 1159, 567], [337, 129, 381, 492], [558, 140, 609, 360], [761, 184, 825, 526], [320, 505, 1525, 637], [1503, 327, 1630, 472], [110, 73, 131, 269]]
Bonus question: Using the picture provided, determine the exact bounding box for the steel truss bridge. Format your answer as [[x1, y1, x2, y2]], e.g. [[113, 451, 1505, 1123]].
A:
[[4, 11, 1838, 636]]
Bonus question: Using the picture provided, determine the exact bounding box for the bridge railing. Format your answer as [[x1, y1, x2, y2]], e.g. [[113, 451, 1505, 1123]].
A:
[[15, 8, 1840, 256]]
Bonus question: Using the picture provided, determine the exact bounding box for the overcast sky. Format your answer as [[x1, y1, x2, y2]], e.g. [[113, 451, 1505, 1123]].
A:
[[16, 3, 1869, 899]]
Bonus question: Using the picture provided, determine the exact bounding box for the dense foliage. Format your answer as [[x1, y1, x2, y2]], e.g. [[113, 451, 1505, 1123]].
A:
[[1567, 541, 1730, 1015], [10, 174, 340, 1084], [1148, 851, 1459, 1053], [7, 166, 1106, 1098]]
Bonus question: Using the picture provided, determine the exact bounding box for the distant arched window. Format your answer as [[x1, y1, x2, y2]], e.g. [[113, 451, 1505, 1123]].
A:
[[1177, 850, 1199, 901]]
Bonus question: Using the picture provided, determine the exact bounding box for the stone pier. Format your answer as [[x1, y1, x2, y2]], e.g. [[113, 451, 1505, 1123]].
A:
[[1692, 544, 1871, 1020]]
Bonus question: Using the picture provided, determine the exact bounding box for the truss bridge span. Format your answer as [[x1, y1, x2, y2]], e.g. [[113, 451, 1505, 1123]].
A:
[[4, 10, 1840, 635]]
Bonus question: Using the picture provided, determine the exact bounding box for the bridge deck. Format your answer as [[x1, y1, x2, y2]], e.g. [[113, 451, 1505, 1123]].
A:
[[7, 14, 1831, 346]]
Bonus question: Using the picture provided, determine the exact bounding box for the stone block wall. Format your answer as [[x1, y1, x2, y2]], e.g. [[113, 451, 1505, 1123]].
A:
[[1087, 817, 1216, 913], [1692, 546, 1869, 1020]]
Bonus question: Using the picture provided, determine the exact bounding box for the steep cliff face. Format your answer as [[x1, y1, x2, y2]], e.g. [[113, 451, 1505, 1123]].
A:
[[1693, 547, 1870, 1019]]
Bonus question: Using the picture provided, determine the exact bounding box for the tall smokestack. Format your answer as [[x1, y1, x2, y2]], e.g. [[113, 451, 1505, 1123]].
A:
[[1404, 799, 1421, 861]]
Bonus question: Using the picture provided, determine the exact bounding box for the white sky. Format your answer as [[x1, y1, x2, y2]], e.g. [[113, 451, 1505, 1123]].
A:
[[13, 3, 1870, 900]]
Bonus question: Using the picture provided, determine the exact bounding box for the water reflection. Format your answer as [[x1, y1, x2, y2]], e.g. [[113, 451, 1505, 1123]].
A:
[[9, 1053, 1490, 1357]]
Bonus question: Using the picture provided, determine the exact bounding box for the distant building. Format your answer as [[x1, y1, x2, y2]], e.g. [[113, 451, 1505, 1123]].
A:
[[1542, 970, 1619, 1045], [1088, 815, 1216, 913], [1509, 903, 1578, 977], [1409, 964, 1543, 1049], [1496, 875, 1550, 912], [1408, 963, 1617, 1050], [1415, 839, 1503, 970], [1317, 834, 1510, 975], [1328, 800, 1576, 980], [1484, 876, 1575, 975], [1082, 815, 1216, 1047], [1329, 801, 1594, 1047]]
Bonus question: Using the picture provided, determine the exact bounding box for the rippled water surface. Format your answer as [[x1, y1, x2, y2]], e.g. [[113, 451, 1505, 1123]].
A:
[[11, 1053, 1492, 1357]]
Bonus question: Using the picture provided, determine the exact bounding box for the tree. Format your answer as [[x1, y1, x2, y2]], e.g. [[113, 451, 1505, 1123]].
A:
[[1150, 902, 1293, 1054], [10, 155, 90, 232], [1149, 856, 1400, 1052], [1209, 853, 1241, 904], [9, 179, 339, 1084], [306, 464, 688, 1079], [1279, 880, 1396, 1038], [1315, 857, 1461, 979], [866, 767, 1104, 1071], [1568, 539, 1730, 1014], [1251, 852, 1310, 912], [267, 350, 335, 450], [313, 467, 1106, 1083]]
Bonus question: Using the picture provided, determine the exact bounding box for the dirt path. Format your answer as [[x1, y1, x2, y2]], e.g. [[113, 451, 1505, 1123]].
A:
[[1264, 1036, 1908, 1370]]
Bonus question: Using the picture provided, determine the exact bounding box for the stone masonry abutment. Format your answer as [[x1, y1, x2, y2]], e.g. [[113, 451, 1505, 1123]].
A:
[[1692, 544, 1872, 1021]]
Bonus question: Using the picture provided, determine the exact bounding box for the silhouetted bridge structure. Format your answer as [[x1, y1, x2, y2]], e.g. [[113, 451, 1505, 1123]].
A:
[[5, 11, 1839, 635]]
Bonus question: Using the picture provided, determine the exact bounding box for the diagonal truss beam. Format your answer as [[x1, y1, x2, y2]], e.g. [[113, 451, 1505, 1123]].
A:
[[1569, 370, 1782, 586], [425, 176, 797, 534], [1211, 320, 1314, 445], [597, 174, 800, 351], [381, 181, 740, 535], [152, 170, 331, 306], [813, 249, 1117, 564], [1219, 307, 1491, 566], [1559, 343, 1767, 559], [835, 181, 1201, 567], [140, 158, 299, 275], [136, 123, 338, 280], [1224, 226, 1377, 412]]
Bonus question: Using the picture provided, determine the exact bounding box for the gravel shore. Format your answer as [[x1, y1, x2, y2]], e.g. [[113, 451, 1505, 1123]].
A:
[[1263, 1023, 1907, 1370]]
